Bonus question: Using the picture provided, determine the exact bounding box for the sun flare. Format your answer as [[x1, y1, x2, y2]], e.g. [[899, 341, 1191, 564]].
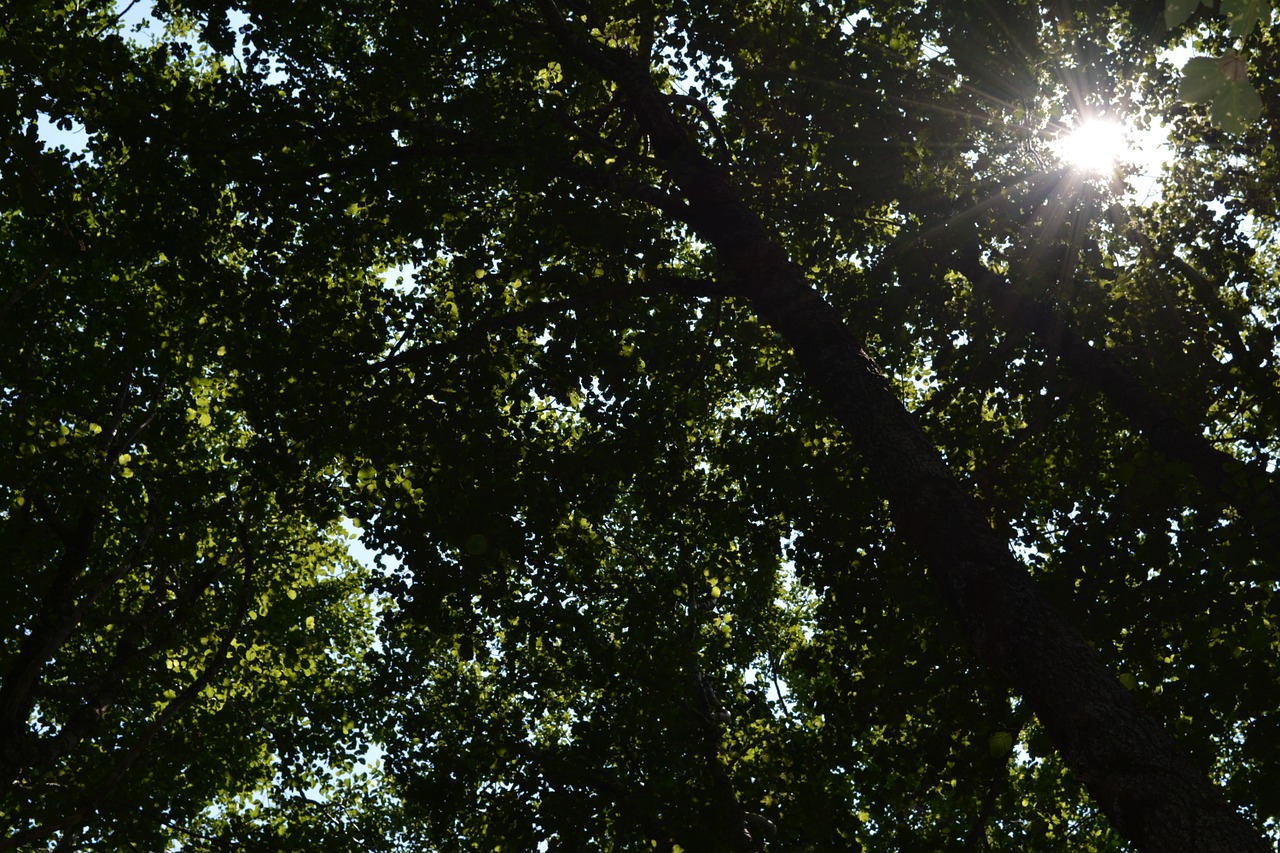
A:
[[1053, 119, 1129, 174]]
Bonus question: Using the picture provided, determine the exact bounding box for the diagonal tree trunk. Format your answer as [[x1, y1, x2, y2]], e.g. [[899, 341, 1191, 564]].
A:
[[533, 7, 1270, 849]]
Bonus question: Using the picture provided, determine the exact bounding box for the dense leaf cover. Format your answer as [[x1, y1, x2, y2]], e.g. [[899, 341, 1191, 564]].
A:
[[3, 0, 1280, 850]]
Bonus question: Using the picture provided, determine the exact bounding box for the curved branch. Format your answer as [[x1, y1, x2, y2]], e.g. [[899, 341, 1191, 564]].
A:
[[666, 94, 731, 165]]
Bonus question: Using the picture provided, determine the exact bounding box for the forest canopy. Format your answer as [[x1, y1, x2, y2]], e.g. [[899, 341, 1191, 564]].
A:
[[4, 0, 1280, 850]]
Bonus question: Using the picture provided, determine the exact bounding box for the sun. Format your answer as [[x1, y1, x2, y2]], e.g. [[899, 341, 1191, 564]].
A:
[[1051, 118, 1130, 174]]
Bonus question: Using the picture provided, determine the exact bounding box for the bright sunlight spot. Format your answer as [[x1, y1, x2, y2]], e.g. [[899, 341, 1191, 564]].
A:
[[1052, 118, 1130, 174]]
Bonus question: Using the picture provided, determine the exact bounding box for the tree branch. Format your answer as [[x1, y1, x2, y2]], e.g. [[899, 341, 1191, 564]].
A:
[[378, 272, 735, 373], [515, 743, 686, 850], [0, 518, 259, 852], [971, 269, 1280, 565], [689, 664, 769, 852]]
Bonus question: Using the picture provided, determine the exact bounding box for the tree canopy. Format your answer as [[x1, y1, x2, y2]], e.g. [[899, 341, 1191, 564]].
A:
[[4, 0, 1280, 850]]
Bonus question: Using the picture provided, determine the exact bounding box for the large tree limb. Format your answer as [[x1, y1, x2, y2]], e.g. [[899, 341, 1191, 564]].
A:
[[534, 6, 1269, 850], [970, 267, 1280, 564]]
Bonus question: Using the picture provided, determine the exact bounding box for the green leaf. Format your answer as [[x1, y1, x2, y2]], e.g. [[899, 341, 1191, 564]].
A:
[[1178, 56, 1227, 103], [1211, 80, 1263, 133], [988, 731, 1015, 757], [1165, 0, 1202, 28], [1180, 52, 1262, 131], [1221, 0, 1264, 36]]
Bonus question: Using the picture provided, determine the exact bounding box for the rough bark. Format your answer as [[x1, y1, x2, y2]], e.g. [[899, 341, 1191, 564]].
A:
[[539, 13, 1270, 850]]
